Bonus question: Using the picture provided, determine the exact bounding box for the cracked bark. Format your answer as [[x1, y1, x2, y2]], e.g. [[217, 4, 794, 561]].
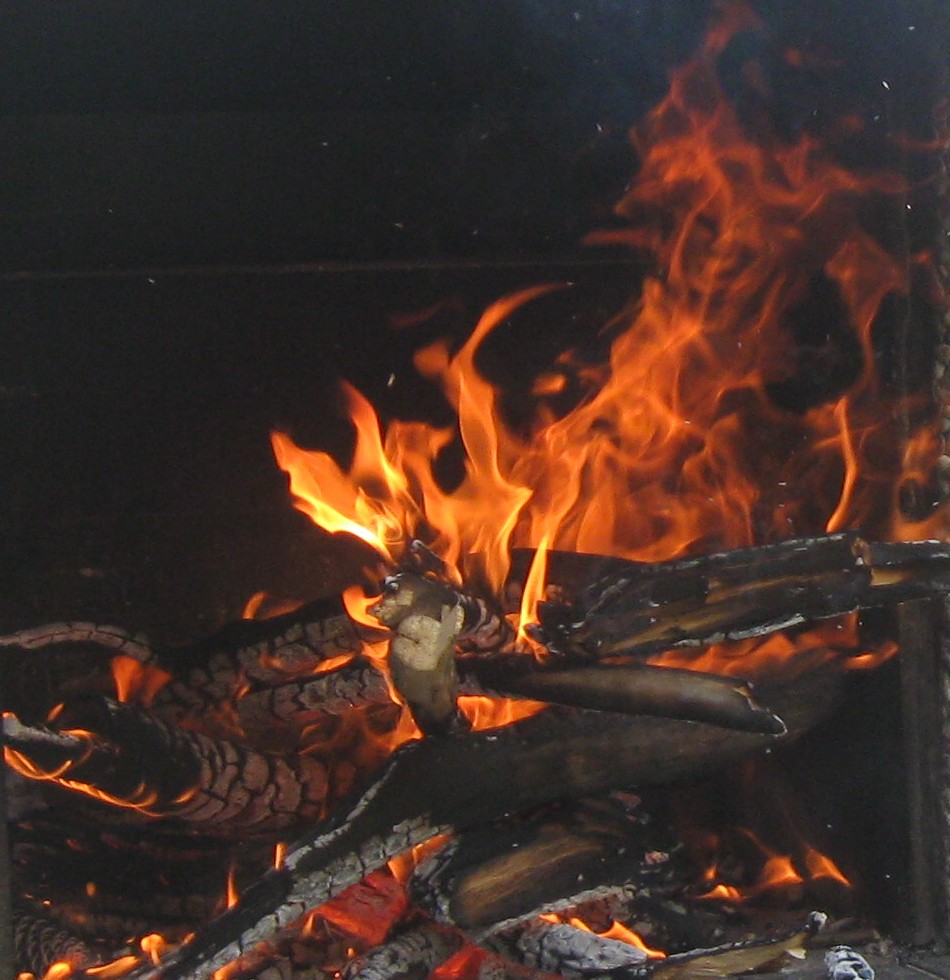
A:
[[3, 696, 330, 833], [13, 905, 96, 976], [126, 668, 835, 980]]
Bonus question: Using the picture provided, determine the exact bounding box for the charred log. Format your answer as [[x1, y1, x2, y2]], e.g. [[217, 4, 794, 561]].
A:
[[507, 536, 950, 662], [127, 671, 834, 980], [150, 598, 371, 724], [3, 696, 330, 833], [531, 533, 873, 660], [13, 904, 96, 977], [468, 663, 785, 735], [342, 922, 465, 980], [409, 797, 679, 936]]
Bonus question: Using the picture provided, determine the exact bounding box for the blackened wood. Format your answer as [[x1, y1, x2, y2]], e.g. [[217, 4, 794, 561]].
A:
[[897, 599, 946, 945], [12, 905, 95, 976], [474, 663, 785, 735], [0, 621, 152, 660], [506, 538, 950, 663], [342, 923, 464, 980], [232, 660, 393, 730], [130, 672, 836, 980], [531, 534, 871, 659], [410, 813, 672, 935], [0, 621, 154, 720], [4, 696, 330, 833], [151, 597, 367, 720]]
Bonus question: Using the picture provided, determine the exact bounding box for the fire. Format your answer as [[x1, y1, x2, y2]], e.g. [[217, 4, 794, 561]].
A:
[[270, 2, 941, 659]]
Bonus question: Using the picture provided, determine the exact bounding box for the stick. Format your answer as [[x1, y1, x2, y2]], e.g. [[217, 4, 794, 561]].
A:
[[469, 663, 785, 735]]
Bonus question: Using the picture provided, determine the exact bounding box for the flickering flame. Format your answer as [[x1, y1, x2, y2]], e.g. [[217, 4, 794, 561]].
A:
[[695, 827, 849, 902], [271, 5, 942, 662], [110, 656, 171, 706], [539, 914, 667, 960]]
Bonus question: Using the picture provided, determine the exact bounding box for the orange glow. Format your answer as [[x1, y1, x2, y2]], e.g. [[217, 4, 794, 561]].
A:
[[270, 7, 942, 674], [225, 866, 239, 909], [803, 844, 851, 887], [273, 842, 286, 870], [572, 917, 667, 959], [41, 965, 73, 980], [241, 591, 305, 620], [139, 935, 169, 966], [110, 655, 171, 707], [456, 695, 547, 729], [695, 827, 847, 902], [84, 957, 141, 979], [387, 834, 452, 884]]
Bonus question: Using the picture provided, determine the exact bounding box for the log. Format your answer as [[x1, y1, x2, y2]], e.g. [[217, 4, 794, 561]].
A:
[[151, 597, 370, 723], [12, 904, 96, 976], [485, 918, 648, 977], [342, 923, 464, 980], [3, 696, 331, 833], [503, 536, 950, 662], [468, 663, 785, 735], [530, 534, 873, 660], [127, 670, 835, 980], [409, 795, 679, 937]]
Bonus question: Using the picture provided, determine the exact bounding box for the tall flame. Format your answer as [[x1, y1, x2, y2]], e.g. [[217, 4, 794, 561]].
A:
[[272, 11, 940, 618]]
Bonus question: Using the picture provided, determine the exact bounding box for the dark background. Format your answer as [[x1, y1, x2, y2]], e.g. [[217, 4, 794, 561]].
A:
[[0, 0, 946, 639], [0, 0, 946, 937]]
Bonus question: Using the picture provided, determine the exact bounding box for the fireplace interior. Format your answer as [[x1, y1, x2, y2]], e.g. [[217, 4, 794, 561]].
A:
[[2, 2, 950, 978]]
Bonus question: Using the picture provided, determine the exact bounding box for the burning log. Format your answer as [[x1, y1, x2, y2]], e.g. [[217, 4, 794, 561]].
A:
[[149, 597, 370, 724], [485, 918, 649, 977], [409, 797, 678, 936], [3, 696, 330, 833], [471, 664, 785, 735], [125, 669, 835, 980], [503, 535, 950, 663], [342, 923, 464, 980], [13, 904, 97, 977], [530, 533, 874, 660]]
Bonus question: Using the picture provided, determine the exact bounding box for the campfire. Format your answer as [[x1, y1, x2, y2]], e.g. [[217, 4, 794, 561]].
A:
[[3, 4, 947, 980]]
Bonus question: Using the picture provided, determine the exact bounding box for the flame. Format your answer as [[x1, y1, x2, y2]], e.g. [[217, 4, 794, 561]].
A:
[[110, 656, 171, 707], [571, 917, 667, 959], [271, 7, 942, 662], [695, 827, 848, 902]]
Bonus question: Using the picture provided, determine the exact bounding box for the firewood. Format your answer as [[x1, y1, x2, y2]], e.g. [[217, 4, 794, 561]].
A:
[[409, 797, 678, 936], [511, 536, 950, 663], [531, 533, 873, 660], [151, 598, 370, 723], [126, 671, 835, 980], [3, 696, 331, 833], [342, 922, 464, 980], [469, 663, 785, 735], [648, 909, 826, 979], [485, 918, 649, 977], [0, 621, 152, 661], [12, 904, 96, 977], [370, 575, 468, 734]]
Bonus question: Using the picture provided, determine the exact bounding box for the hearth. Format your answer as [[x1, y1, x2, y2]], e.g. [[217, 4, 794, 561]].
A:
[[2, 2, 950, 979]]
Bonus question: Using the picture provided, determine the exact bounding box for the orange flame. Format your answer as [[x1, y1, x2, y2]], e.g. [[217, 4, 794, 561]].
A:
[[271, 16, 941, 663]]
